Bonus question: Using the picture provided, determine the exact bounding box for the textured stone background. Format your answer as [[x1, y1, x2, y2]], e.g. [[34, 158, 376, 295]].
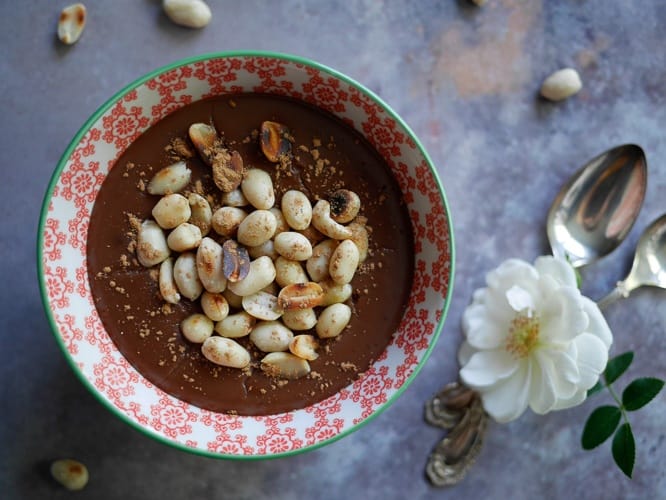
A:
[[2, 1, 665, 498]]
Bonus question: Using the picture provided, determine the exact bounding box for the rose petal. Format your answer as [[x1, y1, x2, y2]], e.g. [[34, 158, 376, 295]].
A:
[[537, 346, 580, 400], [457, 340, 476, 367], [480, 361, 531, 423], [581, 297, 613, 349], [539, 286, 589, 343], [534, 256, 577, 288], [463, 297, 507, 350], [572, 332, 609, 389], [459, 350, 518, 388], [506, 285, 535, 312], [528, 355, 558, 414], [551, 388, 587, 411]]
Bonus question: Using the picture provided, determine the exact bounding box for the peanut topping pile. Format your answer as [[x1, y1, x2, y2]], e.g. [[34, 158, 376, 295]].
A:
[[135, 121, 370, 380]]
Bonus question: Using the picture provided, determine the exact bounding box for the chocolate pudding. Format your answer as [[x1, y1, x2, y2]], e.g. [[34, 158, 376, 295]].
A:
[[87, 94, 414, 415]]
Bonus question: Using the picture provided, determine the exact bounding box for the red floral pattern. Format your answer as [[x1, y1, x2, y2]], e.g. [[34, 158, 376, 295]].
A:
[[41, 55, 452, 457]]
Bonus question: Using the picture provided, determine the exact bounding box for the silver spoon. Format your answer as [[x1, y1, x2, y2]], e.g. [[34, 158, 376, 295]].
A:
[[597, 214, 666, 309], [547, 144, 647, 268], [425, 144, 648, 487]]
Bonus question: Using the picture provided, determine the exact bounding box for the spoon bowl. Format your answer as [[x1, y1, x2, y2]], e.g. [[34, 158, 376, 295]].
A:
[[547, 144, 647, 268], [597, 214, 666, 308]]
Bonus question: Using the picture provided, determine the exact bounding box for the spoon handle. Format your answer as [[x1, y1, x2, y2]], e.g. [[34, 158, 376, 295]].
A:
[[597, 283, 629, 310]]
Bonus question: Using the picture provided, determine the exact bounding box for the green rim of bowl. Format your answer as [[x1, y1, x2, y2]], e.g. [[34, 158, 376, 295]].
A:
[[37, 50, 456, 460]]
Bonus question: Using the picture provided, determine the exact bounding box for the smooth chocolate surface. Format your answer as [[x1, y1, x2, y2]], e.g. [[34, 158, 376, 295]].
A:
[[87, 94, 414, 415]]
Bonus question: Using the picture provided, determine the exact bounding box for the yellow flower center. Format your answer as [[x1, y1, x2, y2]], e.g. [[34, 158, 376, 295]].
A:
[[506, 312, 540, 358]]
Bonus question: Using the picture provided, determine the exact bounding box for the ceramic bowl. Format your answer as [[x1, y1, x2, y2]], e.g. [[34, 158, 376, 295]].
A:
[[38, 52, 454, 459]]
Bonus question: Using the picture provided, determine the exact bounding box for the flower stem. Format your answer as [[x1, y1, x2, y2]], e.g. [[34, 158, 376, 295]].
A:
[[605, 381, 630, 425]]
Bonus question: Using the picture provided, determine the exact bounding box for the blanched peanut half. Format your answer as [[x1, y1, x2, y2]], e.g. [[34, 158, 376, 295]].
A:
[[347, 221, 369, 262], [188, 193, 212, 236], [147, 161, 192, 195], [221, 188, 248, 207], [329, 189, 361, 224], [311, 200, 353, 240], [241, 168, 275, 210], [261, 352, 310, 379], [306, 239, 337, 282], [227, 256, 276, 296], [173, 252, 203, 300], [167, 222, 202, 252], [278, 282, 324, 310], [282, 308, 317, 331], [281, 190, 312, 230], [57, 4, 87, 45], [136, 220, 170, 267], [242, 291, 283, 321], [200, 292, 229, 322], [319, 279, 353, 306], [214, 311, 255, 338], [329, 239, 360, 285], [275, 256, 309, 287], [248, 239, 278, 261], [181, 313, 214, 343], [316, 303, 352, 338], [159, 258, 181, 304], [250, 321, 294, 352], [202, 336, 251, 369], [152, 193, 191, 229], [196, 237, 227, 293], [274, 232, 313, 261], [212, 206, 247, 237], [270, 207, 290, 235], [289, 334, 319, 361], [50, 458, 88, 491], [262, 281, 280, 296], [236, 209, 277, 247]]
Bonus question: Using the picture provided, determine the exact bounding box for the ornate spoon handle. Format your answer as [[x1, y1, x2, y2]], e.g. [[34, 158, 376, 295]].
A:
[[424, 382, 487, 487]]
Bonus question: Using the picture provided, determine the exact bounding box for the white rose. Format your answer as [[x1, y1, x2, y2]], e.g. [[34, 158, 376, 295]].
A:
[[458, 256, 613, 423]]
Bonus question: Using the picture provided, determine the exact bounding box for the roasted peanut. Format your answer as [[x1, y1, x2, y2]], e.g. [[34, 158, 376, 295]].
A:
[[222, 288, 243, 309], [202, 336, 251, 368], [242, 291, 283, 321], [236, 209, 277, 247], [329, 239, 359, 285], [329, 189, 360, 223], [273, 231, 313, 261], [241, 168, 275, 210], [221, 188, 248, 207], [212, 206, 247, 237], [181, 313, 214, 343], [188, 193, 212, 235], [214, 311, 255, 338], [167, 222, 202, 252], [275, 256, 309, 287], [261, 352, 310, 379], [50, 458, 88, 491], [306, 239, 337, 282], [260, 121, 291, 162], [159, 257, 181, 304], [188, 122, 217, 161], [540, 68, 582, 102], [277, 282, 324, 310], [147, 161, 191, 195], [319, 278, 353, 306], [281, 190, 312, 230], [136, 220, 170, 267], [174, 252, 203, 300], [163, 0, 212, 29], [222, 239, 250, 282], [269, 207, 290, 235], [316, 303, 352, 338], [311, 200, 353, 240], [250, 321, 294, 352], [289, 334, 319, 361], [281, 308, 317, 331], [347, 221, 369, 262], [248, 239, 279, 261], [57, 4, 87, 45], [196, 237, 226, 293], [200, 291, 229, 322], [227, 256, 276, 296], [152, 193, 191, 229]]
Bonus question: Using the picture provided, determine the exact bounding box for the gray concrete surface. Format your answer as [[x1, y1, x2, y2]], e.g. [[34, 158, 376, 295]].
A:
[[2, 1, 665, 498]]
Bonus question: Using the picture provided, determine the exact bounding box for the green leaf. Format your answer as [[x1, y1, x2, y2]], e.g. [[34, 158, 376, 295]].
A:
[[604, 352, 634, 385], [622, 377, 665, 411], [587, 380, 603, 397], [581, 405, 622, 450], [612, 423, 635, 478]]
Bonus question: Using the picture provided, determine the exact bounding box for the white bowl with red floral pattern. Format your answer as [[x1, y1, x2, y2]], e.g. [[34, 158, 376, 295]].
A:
[[38, 52, 454, 459]]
